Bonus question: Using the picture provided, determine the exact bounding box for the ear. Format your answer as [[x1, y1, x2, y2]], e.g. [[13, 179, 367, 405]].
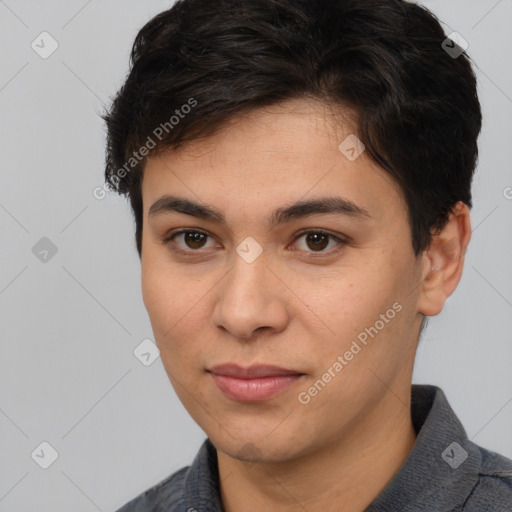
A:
[[417, 201, 472, 317]]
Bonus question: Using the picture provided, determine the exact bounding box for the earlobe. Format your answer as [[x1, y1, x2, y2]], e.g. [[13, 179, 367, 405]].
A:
[[417, 201, 472, 317]]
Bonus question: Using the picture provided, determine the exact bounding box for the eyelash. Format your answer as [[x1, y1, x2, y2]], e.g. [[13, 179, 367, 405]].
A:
[[162, 228, 347, 258]]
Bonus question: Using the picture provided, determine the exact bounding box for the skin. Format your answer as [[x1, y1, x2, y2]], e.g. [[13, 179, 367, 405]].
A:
[[140, 98, 471, 512]]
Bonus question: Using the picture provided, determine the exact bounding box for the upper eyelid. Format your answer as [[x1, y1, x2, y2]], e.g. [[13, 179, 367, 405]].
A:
[[164, 227, 214, 243], [293, 228, 346, 240]]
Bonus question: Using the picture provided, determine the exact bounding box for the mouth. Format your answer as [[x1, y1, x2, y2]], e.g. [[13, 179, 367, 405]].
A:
[[207, 364, 306, 402]]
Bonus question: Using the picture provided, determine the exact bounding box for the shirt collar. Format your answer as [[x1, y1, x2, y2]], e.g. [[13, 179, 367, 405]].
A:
[[179, 385, 481, 511], [365, 384, 481, 511]]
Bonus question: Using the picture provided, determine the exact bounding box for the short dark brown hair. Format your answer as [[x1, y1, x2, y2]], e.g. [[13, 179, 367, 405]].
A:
[[103, 0, 482, 258]]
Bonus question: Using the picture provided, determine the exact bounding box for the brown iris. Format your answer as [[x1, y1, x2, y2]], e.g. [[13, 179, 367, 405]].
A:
[[185, 231, 208, 249], [305, 232, 329, 251]]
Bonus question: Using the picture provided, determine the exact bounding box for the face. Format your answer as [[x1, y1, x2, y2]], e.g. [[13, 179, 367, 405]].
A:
[[140, 99, 426, 464]]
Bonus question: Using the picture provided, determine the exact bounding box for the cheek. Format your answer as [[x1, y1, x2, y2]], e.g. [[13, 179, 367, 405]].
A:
[[141, 258, 186, 346], [141, 264, 168, 325], [308, 263, 410, 369], [307, 269, 387, 333], [141, 261, 210, 367], [141, 243, 189, 319]]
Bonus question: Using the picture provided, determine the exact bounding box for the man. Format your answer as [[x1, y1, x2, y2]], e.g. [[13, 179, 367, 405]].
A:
[[103, 0, 512, 510]]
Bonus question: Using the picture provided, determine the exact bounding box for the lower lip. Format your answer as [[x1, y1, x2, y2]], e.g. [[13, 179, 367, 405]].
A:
[[210, 373, 305, 402]]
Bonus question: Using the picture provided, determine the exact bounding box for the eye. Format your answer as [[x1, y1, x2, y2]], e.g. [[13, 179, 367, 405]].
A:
[[164, 229, 215, 254], [291, 230, 346, 256], [163, 228, 346, 257]]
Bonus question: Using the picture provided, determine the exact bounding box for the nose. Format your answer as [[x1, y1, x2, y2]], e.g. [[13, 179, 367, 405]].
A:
[[211, 252, 290, 341]]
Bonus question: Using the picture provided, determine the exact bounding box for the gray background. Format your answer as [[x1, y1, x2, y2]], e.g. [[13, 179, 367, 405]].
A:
[[0, 1, 511, 510]]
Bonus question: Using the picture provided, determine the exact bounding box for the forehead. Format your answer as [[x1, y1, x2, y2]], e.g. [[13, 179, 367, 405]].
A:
[[141, 99, 406, 226]]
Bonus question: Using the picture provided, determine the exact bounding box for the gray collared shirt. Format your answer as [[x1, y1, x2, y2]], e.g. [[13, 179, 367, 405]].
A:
[[116, 385, 512, 511]]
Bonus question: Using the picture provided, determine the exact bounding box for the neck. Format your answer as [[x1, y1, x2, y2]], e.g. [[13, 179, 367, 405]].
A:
[[217, 389, 417, 512]]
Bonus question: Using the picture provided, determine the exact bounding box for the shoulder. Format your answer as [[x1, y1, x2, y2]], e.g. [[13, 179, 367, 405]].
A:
[[114, 438, 219, 512], [114, 466, 189, 512], [463, 443, 512, 511]]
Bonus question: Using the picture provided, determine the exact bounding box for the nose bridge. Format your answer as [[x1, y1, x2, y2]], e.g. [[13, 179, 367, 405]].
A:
[[225, 243, 272, 307], [212, 244, 289, 339]]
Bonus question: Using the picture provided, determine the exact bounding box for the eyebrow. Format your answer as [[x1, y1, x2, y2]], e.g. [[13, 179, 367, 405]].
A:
[[148, 194, 371, 226]]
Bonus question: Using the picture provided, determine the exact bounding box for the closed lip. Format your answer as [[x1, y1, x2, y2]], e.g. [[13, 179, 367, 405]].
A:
[[208, 363, 305, 379]]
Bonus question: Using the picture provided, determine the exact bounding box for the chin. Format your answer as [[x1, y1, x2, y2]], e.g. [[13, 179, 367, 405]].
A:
[[209, 427, 310, 465]]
